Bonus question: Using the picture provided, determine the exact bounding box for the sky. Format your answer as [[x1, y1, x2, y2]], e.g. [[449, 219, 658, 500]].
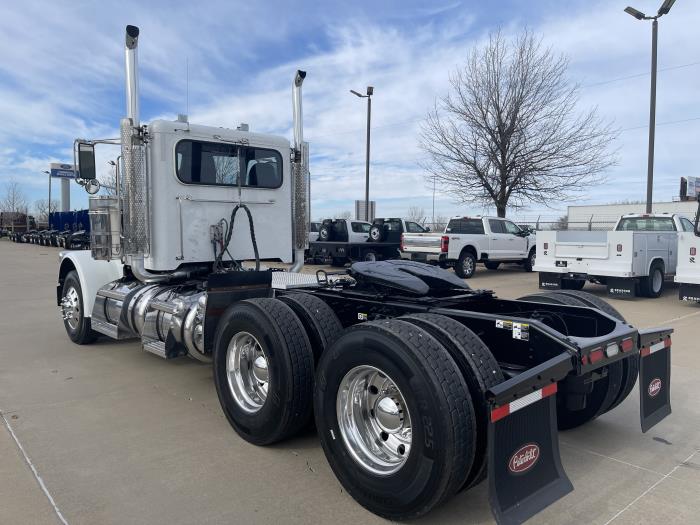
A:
[[0, 0, 698, 223]]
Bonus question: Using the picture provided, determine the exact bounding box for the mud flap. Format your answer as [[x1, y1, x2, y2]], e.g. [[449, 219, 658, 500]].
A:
[[539, 272, 562, 290], [639, 336, 672, 433], [488, 386, 573, 525]]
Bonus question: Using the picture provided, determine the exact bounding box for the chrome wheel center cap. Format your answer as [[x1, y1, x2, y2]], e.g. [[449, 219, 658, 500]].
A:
[[375, 396, 403, 433]]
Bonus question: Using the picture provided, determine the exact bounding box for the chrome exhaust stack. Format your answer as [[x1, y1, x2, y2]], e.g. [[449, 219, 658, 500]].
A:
[[121, 24, 156, 280], [290, 70, 308, 273]]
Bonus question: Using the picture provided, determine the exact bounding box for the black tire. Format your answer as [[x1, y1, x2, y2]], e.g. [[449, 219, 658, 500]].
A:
[[61, 271, 98, 345], [330, 257, 347, 267], [553, 290, 638, 413], [400, 313, 503, 491], [454, 250, 476, 279], [213, 298, 315, 445], [315, 319, 475, 520], [318, 225, 332, 242], [484, 261, 500, 270], [517, 291, 623, 429], [362, 249, 379, 262], [639, 261, 664, 298], [561, 278, 586, 290], [277, 293, 343, 362], [369, 224, 384, 242], [524, 248, 536, 272]]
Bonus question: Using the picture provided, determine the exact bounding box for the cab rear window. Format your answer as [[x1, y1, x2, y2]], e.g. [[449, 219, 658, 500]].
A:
[[446, 219, 484, 234], [616, 217, 676, 231]]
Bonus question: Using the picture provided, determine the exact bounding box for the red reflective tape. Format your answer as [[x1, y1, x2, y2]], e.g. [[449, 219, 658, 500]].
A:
[[490, 404, 510, 423], [664, 337, 672, 348], [542, 382, 558, 398], [640, 347, 651, 357], [621, 337, 635, 353]]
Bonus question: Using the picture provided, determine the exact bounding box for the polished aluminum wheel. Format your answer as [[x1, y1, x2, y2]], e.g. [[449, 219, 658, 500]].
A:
[[62, 286, 81, 330], [226, 331, 269, 413], [336, 365, 412, 476]]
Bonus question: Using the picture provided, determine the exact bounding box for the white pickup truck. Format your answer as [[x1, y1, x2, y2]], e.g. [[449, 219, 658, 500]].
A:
[[536, 213, 696, 298], [674, 201, 700, 302], [401, 216, 537, 278]]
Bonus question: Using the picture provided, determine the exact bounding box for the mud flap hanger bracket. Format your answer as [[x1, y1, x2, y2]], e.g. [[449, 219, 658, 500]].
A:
[[486, 353, 573, 525]]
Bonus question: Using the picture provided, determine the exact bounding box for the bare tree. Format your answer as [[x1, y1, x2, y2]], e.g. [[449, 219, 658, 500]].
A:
[[34, 199, 60, 224], [99, 162, 118, 197], [406, 206, 427, 226], [421, 30, 617, 217], [1, 181, 28, 233]]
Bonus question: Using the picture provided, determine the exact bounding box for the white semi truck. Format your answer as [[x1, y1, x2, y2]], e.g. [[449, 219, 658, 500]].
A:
[[535, 213, 694, 298], [57, 26, 674, 524]]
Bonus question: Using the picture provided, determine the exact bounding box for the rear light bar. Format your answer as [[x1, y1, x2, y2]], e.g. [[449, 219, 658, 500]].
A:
[[617, 244, 623, 253], [543, 242, 549, 250], [441, 235, 449, 253], [691, 247, 697, 256], [582, 337, 644, 365]]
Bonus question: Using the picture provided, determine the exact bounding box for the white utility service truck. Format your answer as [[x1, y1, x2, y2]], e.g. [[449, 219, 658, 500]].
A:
[[535, 213, 695, 298], [674, 199, 700, 302], [401, 216, 537, 278], [56, 26, 674, 524]]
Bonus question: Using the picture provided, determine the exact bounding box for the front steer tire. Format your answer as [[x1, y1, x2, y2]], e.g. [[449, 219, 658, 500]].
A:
[[61, 270, 98, 345], [213, 298, 315, 445], [314, 319, 476, 520]]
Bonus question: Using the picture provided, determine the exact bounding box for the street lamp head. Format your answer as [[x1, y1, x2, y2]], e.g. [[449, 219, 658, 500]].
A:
[[658, 0, 675, 16], [350, 89, 365, 98], [43, 170, 50, 174], [366, 86, 374, 96], [624, 6, 646, 19]]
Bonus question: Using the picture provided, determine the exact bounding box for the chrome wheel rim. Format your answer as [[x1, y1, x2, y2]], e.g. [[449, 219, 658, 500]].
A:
[[463, 257, 474, 276], [336, 365, 412, 476], [226, 331, 269, 413], [653, 269, 663, 293], [62, 286, 81, 330]]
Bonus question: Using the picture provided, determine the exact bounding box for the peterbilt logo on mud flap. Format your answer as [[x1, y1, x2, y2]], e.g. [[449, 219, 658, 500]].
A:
[[508, 443, 540, 474], [648, 378, 662, 398]]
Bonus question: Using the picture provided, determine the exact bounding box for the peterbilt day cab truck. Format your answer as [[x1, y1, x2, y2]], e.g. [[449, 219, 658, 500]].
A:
[[401, 216, 537, 278], [56, 25, 673, 524], [535, 213, 694, 298]]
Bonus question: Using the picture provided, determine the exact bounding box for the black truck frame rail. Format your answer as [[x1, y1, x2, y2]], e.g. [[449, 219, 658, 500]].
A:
[[201, 261, 673, 524]]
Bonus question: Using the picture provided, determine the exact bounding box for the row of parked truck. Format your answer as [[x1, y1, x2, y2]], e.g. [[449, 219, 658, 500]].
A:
[[322, 208, 700, 302], [399, 208, 700, 301], [6, 227, 90, 249]]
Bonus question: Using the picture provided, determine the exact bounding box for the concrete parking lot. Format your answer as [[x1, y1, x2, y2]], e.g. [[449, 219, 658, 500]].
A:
[[1, 240, 699, 525]]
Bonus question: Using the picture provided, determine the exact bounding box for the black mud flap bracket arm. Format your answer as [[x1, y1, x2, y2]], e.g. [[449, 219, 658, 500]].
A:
[[638, 328, 673, 433], [486, 353, 574, 525]]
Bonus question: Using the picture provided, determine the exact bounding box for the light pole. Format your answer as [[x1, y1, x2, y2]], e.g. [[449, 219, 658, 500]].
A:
[[44, 170, 51, 228], [624, 0, 676, 213], [350, 86, 374, 221]]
